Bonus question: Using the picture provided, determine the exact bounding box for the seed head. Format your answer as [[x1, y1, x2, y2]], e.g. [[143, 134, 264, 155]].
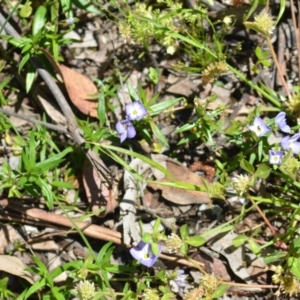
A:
[[76, 280, 95, 300], [231, 174, 250, 196], [165, 233, 183, 253], [253, 13, 275, 36], [142, 288, 159, 300]]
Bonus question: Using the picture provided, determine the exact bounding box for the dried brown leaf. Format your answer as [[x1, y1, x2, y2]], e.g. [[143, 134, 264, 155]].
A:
[[149, 159, 211, 205], [59, 64, 98, 117], [82, 159, 119, 217]]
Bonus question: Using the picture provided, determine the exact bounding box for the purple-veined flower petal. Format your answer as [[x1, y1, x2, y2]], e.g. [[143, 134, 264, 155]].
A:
[[281, 133, 300, 154], [275, 112, 290, 133], [269, 150, 283, 165], [126, 100, 147, 121], [169, 269, 188, 293], [130, 241, 161, 267], [127, 124, 136, 138], [116, 120, 136, 142], [248, 117, 271, 137]]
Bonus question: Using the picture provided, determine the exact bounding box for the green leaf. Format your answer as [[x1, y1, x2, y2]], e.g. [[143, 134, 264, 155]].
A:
[[50, 181, 75, 189], [232, 234, 248, 247], [0, 35, 23, 47], [18, 52, 31, 73], [150, 97, 182, 115], [179, 243, 188, 255], [180, 224, 189, 240], [211, 284, 228, 299], [34, 147, 73, 172], [153, 218, 161, 232], [72, 0, 100, 14], [142, 233, 152, 243], [25, 64, 36, 93], [255, 163, 271, 179], [127, 83, 139, 100], [150, 121, 169, 147], [151, 242, 160, 256], [289, 237, 300, 255], [240, 158, 255, 174], [148, 67, 160, 84], [264, 251, 286, 265], [248, 239, 260, 255], [19, 0, 32, 18], [96, 242, 113, 263], [32, 5, 47, 36], [185, 236, 205, 247], [289, 257, 300, 279], [97, 89, 106, 127], [101, 144, 172, 179], [174, 122, 196, 134]]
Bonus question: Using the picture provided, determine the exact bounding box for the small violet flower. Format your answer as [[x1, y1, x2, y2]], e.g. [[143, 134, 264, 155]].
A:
[[275, 112, 290, 133], [66, 17, 75, 25], [281, 133, 300, 155], [116, 119, 136, 143], [249, 116, 271, 137], [130, 241, 161, 267], [126, 100, 147, 121], [269, 150, 283, 165], [169, 269, 188, 292]]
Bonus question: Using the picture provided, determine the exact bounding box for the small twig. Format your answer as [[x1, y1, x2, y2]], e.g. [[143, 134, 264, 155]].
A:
[[290, 0, 300, 87], [0, 108, 68, 133], [266, 36, 291, 100]]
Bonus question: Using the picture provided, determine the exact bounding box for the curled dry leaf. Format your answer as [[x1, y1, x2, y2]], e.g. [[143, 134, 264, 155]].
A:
[[82, 158, 119, 217], [59, 64, 98, 117], [149, 155, 211, 205], [0, 255, 34, 285]]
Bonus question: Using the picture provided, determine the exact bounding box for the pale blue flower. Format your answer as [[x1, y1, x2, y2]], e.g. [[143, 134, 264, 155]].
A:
[[126, 100, 147, 121], [269, 150, 283, 165], [275, 112, 290, 133], [116, 119, 136, 142], [130, 241, 161, 267], [281, 133, 300, 154], [249, 117, 271, 137]]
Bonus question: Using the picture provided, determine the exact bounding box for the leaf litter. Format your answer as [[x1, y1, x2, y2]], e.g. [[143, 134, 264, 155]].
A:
[[0, 1, 298, 299]]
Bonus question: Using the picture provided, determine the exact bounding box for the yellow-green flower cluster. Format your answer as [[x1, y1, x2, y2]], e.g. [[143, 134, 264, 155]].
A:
[[231, 174, 250, 196], [165, 233, 183, 253], [76, 280, 95, 300], [202, 61, 228, 83], [253, 13, 275, 36], [271, 265, 300, 296]]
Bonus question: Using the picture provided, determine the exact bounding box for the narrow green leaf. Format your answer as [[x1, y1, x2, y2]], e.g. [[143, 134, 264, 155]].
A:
[[240, 158, 255, 174], [211, 284, 228, 299], [127, 83, 140, 100], [150, 97, 182, 115], [180, 224, 189, 240], [18, 53, 30, 73], [289, 257, 300, 279], [248, 239, 260, 255], [72, 0, 100, 14], [51, 181, 75, 189], [150, 121, 169, 147], [97, 89, 106, 127], [151, 242, 160, 256], [185, 236, 205, 247], [25, 64, 36, 93], [32, 5, 47, 36], [0, 35, 23, 47], [174, 122, 196, 134], [232, 234, 248, 247], [153, 218, 161, 232]]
